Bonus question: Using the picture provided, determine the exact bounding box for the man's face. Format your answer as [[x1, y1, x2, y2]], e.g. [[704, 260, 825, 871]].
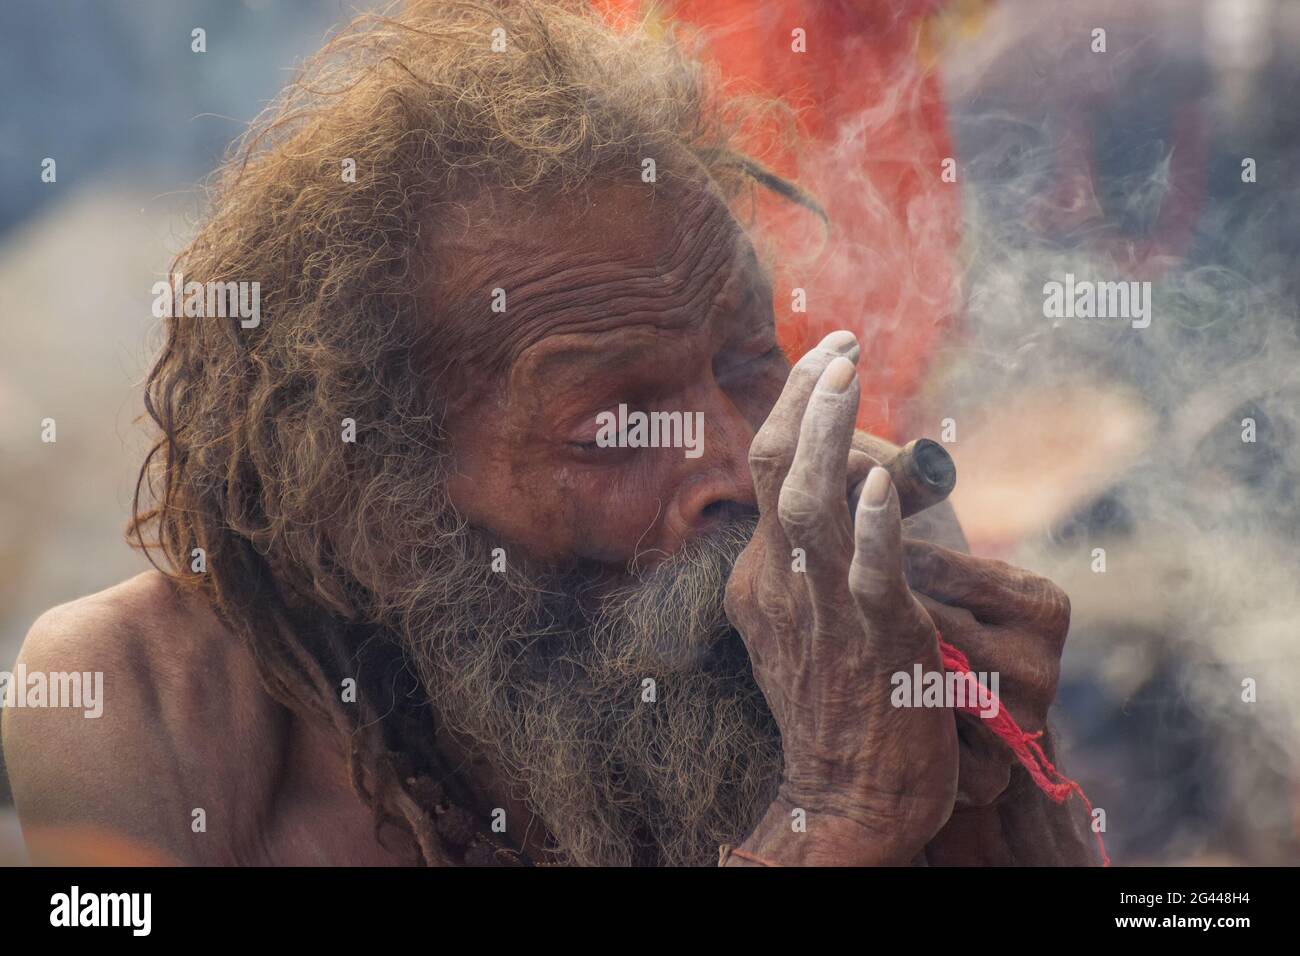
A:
[[396, 176, 789, 865], [440, 178, 787, 566]]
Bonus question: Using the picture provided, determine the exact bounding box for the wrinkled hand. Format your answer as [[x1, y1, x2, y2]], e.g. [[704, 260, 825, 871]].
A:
[[901, 540, 1088, 864], [902, 540, 1071, 808], [724, 332, 958, 863], [848, 430, 1073, 809]]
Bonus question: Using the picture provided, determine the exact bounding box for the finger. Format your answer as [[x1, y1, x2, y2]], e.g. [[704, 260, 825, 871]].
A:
[[917, 594, 1059, 728], [845, 448, 879, 495], [912, 598, 1012, 806], [845, 443, 882, 518], [749, 330, 859, 513], [903, 539, 1071, 637], [851, 431, 902, 465], [776, 357, 861, 567], [913, 592, 978, 636], [849, 467, 932, 656], [955, 715, 1013, 807]]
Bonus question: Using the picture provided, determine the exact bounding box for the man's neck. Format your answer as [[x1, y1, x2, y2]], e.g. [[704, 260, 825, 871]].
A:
[[432, 725, 553, 863]]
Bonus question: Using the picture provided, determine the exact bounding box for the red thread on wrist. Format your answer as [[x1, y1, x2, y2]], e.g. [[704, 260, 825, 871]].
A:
[[732, 846, 781, 867], [937, 633, 1111, 866], [720, 843, 782, 866]]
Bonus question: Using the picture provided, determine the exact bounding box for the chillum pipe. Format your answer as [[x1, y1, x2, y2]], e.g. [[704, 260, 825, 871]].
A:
[[850, 438, 957, 519]]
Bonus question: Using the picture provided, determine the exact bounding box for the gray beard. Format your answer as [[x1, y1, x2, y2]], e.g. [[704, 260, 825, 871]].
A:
[[401, 515, 782, 866]]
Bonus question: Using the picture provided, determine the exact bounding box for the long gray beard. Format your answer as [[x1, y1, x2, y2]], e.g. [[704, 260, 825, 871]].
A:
[[402, 516, 782, 866]]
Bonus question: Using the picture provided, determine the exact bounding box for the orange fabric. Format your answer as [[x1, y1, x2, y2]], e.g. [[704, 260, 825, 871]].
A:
[[596, 0, 963, 439]]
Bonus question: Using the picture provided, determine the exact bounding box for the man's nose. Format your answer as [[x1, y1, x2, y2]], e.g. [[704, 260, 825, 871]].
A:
[[662, 394, 758, 542]]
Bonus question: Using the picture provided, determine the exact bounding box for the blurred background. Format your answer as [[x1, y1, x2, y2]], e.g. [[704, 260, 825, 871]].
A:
[[1, 0, 1297, 864]]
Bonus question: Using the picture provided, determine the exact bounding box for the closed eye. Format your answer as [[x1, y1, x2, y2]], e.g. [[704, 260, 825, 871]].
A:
[[716, 344, 783, 385]]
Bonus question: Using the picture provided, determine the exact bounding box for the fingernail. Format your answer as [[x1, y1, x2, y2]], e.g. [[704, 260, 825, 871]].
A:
[[818, 356, 856, 393], [861, 466, 891, 509], [819, 330, 859, 355]]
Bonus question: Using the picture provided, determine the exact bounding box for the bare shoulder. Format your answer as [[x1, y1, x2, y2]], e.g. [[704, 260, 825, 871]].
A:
[[2, 571, 288, 864]]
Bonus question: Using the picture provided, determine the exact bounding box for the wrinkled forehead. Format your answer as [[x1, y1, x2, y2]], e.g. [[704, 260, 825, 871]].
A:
[[425, 172, 758, 393]]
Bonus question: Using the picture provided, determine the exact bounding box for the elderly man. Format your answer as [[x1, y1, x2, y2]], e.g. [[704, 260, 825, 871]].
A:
[[3, 0, 1092, 866]]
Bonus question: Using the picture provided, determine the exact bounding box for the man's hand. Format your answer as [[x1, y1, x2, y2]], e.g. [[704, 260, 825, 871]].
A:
[[850, 431, 1073, 812], [851, 428, 1094, 864], [722, 331, 959, 865], [903, 540, 1072, 808]]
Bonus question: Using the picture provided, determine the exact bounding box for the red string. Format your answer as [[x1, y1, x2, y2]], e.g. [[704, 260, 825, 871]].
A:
[[937, 635, 1111, 866]]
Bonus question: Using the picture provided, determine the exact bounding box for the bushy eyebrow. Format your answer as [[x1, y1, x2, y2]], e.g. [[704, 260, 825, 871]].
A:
[[511, 326, 693, 417]]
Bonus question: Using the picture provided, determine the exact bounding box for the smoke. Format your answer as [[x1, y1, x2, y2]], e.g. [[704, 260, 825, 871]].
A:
[[905, 0, 1300, 862], [727, 0, 1299, 862]]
